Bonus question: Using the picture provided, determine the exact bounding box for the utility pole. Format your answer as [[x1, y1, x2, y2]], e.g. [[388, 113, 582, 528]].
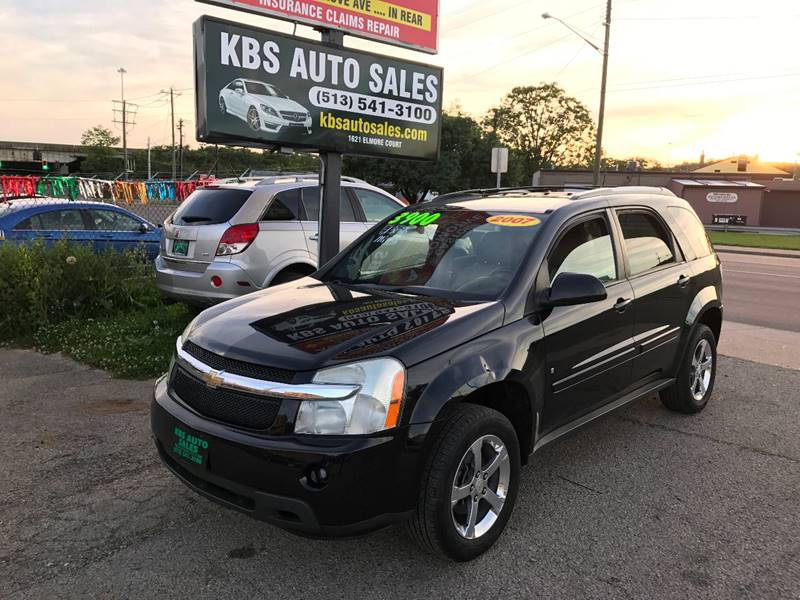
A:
[[593, 0, 612, 187], [177, 119, 185, 180], [147, 137, 152, 179], [112, 67, 136, 181], [542, 0, 612, 186], [161, 87, 180, 180]]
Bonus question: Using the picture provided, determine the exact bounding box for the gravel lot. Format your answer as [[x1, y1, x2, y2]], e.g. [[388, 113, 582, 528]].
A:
[[2, 349, 799, 599]]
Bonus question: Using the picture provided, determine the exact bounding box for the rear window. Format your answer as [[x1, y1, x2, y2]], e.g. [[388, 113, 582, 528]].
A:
[[171, 189, 252, 226], [668, 206, 713, 260]]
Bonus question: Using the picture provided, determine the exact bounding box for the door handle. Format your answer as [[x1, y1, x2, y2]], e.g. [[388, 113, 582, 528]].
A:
[[677, 274, 691, 288], [614, 297, 633, 313], [308, 233, 319, 241]]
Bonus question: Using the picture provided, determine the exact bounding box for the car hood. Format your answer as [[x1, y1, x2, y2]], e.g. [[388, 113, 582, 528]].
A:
[[252, 95, 308, 114], [186, 278, 505, 373]]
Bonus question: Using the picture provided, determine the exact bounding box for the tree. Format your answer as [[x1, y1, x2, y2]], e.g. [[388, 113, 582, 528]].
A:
[[484, 84, 595, 182], [602, 156, 664, 171], [79, 125, 121, 174], [81, 125, 120, 148]]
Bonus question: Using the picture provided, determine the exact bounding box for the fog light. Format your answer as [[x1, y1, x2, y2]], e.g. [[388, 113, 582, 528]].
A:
[[210, 276, 222, 288]]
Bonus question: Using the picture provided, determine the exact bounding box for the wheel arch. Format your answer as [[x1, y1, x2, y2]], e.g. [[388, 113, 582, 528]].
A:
[[262, 259, 318, 287], [685, 285, 723, 342], [408, 340, 540, 466]]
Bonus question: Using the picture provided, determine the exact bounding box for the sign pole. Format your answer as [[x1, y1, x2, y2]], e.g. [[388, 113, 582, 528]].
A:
[[318, 28, 344, 266]]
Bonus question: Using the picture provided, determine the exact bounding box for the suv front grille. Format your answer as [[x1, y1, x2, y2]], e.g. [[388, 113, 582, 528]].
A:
[[183, 341, 295, 383], [170, 367, 281, 430]]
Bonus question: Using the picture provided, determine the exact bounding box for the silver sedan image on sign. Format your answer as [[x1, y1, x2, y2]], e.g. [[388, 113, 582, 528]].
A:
[[194, 15, 443, 160], [218, 79, 313, 135]]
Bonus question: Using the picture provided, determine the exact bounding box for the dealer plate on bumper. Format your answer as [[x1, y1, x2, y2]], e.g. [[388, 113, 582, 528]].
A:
[[171, 425, 209, 468]]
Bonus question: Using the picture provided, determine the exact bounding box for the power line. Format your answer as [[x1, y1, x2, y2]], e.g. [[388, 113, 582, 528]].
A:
[[449, 33, 575, 84]]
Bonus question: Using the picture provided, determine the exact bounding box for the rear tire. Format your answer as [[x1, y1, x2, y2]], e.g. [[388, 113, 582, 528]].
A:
[[407, 404, 520, 562], [660, 324, 717, 414]]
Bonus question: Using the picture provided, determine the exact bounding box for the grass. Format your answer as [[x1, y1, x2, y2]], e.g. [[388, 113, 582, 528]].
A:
[[708, 231, 800, 251], [33, 303, 197, 379]]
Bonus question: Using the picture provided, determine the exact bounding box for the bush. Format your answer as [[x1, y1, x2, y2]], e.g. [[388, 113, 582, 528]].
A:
[[0, 240, 160, 341], [33, 303, 194, 379]]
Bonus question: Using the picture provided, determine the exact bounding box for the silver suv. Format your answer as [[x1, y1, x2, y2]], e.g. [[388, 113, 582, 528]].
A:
[[155, 175, 404, 305]]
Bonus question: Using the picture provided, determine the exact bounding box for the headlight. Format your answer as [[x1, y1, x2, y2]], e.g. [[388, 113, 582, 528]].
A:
[[180, 317, 198, 344], [295, 358, 405, 435], [260, 104, 279, 117]]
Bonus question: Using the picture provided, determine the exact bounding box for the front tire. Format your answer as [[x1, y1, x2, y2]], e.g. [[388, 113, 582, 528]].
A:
[[660, 324, 717, 414], [407, 404, 520, 561], [219, 97, 227, 115], [247, 106, 261, 131]]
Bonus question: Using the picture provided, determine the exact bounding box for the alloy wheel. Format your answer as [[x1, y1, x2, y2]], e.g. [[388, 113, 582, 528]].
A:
[[450, 434, 510, 540], [219, 97, 226, 114], [247, 107, 260, 131], [690, 338, 713, 401]]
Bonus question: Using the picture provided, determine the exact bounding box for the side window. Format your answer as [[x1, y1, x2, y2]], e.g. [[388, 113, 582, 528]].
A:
[[548, 217, 617, 283], [301, 186, 355, 222], [354, 188, 400, 222], [88, 209, 142, 231], [617, 211, 676, 276], [263, 189, 300, 221], [668, 206, 713, 259], [34, 209, 87, 230], [13, 217, 33, 230]]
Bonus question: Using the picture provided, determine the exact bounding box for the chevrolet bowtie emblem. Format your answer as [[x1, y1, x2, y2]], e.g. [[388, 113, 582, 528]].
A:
[[202, 369, 225, 388]]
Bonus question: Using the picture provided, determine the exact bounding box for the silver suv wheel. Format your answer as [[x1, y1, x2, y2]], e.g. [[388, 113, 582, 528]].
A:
[[450, 434, 510, 539], [690, 338, 713, 401]]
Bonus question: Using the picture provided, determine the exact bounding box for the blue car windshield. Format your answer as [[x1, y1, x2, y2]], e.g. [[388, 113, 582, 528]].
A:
[[321, 208, 546, 301]]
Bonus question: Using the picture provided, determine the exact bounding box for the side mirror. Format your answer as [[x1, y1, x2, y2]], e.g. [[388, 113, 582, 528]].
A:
[[139, 222, 151, 234], [545, 272, 607, 307]]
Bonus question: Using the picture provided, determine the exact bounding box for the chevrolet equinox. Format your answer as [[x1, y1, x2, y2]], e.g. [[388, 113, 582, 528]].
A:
[[151, 186, 723, 561]]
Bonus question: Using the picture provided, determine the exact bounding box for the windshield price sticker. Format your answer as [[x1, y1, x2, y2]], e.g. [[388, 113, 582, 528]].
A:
[[487, 215, 541, 227], [194, 16, 443, 160], [388, 211, 441, 226]]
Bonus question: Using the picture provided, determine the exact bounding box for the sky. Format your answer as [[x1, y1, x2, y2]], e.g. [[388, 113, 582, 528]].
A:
[[1, 0, 798, 164]]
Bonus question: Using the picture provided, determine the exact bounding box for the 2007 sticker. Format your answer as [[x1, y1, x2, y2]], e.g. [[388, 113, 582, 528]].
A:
[[487, 215, 541, 227]]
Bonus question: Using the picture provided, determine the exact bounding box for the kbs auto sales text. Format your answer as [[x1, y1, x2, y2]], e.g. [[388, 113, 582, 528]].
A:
[[220, 32, 440, 104]]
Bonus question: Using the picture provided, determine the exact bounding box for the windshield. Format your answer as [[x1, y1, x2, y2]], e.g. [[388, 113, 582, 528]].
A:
[[245, 81, 288, 98], [321, 208, 545, 301]]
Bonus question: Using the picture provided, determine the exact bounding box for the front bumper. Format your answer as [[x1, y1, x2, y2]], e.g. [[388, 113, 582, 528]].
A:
[[261, 111, 312, 132], [155, 255, 257, 305], [151, 375, 419, 536]]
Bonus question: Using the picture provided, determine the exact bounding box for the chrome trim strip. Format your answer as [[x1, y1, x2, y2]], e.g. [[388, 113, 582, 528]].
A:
[[174, 338, 360, 401], [638, 326, 681, 348]]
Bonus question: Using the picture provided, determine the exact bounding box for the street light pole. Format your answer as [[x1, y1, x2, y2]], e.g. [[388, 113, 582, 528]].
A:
[[543, 0, 612, 186]]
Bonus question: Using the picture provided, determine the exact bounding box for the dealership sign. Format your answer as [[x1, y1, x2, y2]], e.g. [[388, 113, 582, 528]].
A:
[[706, 192, 738, 203], [194, 16, 442, 160], [196, 0, 439, 54]]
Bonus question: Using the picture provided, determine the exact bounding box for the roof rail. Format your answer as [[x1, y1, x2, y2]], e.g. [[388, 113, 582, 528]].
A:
[[570, 186, 676, 200], [432, 185, 595, 202]]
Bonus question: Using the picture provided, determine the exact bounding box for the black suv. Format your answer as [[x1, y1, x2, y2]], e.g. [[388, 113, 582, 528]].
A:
[[151, 186, 723, 561]]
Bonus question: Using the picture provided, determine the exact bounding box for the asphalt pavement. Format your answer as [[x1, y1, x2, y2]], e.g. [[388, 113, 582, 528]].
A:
[[717, 250, 800, 332], [2, 348, 799, 599]]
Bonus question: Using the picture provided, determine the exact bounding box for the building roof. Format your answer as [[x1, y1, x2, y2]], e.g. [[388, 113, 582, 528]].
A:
[[693, 157, 789, 175], [672, 179, 765, 189]]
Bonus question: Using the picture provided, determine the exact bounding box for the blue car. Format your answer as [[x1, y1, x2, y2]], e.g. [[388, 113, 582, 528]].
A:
[[0, 198, 160, 258]]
